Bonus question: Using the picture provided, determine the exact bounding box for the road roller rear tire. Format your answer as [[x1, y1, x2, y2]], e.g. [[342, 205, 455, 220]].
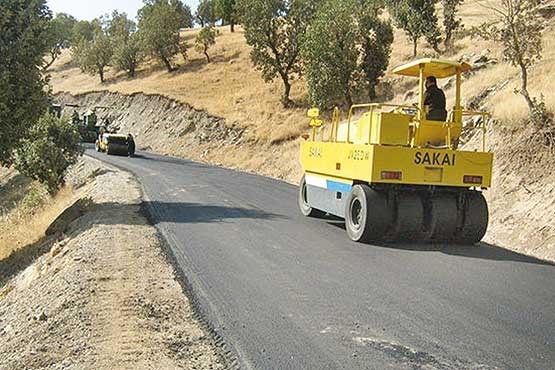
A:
[[391, 193, 424, 241], [429, 194, 458, 241], [456, 192, 488, 244], [345, 184, 391, 243], [298, 175, 326, 218]]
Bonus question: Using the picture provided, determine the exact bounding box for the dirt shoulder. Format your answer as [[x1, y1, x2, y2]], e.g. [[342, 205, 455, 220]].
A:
[[0, 157, 228, 369]]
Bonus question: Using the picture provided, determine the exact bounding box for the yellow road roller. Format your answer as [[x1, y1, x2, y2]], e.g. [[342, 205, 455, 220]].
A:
[[299, 59, 493, 244], [95, 132, 135, 156]]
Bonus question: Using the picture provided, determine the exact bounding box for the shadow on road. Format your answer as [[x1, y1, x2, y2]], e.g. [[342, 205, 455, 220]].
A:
[[131, 153, 203, 167], [327, 219, 553, 266], [143, 201, 283, 224], [84, 200, 283, 225]]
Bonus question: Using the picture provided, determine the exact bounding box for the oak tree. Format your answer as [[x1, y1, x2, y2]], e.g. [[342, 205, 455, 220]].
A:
[[43, 12, 76, 70], [239, 0, 318, 106], [195, 25, 217, 62], [358, 2, 394, 100], [108, 11, 143, 77], [196, 0, 218, 26], [473, 0, 545, 113], [302, 0, 359, 108], [442, 0, 463, 49], [388, 0, 441, 56], [72, 21, 113, 83], [0, 0, 51, 165], [138, 0, 183, 72]]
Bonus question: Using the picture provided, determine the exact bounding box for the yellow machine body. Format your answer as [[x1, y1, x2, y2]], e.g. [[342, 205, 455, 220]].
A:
[[301, 59, 492, 190], [301, 142, 492, 188]]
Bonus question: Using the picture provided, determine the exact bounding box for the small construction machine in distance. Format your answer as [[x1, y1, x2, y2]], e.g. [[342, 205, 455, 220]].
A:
[[299, 59, 493, 244], [95, 131, 135, 156]]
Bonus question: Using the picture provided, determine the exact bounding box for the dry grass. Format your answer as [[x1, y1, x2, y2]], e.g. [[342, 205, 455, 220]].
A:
[[488, 24, 555, 122], [50, 27, 310, 144], [0, 169, 78, 260]]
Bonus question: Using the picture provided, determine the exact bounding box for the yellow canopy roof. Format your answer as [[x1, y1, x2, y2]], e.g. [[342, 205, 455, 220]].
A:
[[392, 58, 472, 78]]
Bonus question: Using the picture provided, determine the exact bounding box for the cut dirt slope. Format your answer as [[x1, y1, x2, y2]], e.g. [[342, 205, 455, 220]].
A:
[[0, 158, 229, 369], [49, 0, 555, 261]]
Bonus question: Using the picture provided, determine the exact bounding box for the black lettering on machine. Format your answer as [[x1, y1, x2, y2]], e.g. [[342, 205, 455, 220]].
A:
[[414, 151, 456, 166]]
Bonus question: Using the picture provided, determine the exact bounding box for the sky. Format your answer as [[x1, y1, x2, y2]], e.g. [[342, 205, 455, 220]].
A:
[[47, 0, 199, 21]]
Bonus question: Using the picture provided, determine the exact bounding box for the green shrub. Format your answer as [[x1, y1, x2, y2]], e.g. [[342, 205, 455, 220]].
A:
[[19, 184, 49, 216], [15, 113, 83, 193]]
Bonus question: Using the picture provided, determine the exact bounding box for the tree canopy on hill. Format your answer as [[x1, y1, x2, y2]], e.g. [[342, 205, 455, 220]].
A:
[[43, 12, 76, 70], [239, 0, 318, 107], [108, 11, 143, 77], [302, 0, 393, 108], [388, 0, 440, 56], [0, 0, 51, 166], [442, 0, 463, 50], [196, 0, 218, 26], [473, 0, 545, 116], [72, 20, 113, 83], [302, 0, 360, 108], [216, 0, 238, 32], [358, 1, 394, 100], [138, 0, 186, 72], [72, 20, 96, 43]]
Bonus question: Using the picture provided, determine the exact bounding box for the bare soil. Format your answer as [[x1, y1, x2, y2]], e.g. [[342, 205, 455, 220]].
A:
[[0, 158, 228, 369]]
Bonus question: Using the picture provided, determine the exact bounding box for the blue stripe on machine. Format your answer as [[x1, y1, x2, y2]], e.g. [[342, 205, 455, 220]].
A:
[[326, 180, 352, 193]]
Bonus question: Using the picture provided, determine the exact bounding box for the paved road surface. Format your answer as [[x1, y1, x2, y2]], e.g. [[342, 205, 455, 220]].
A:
[[87, 148, 555, 370]]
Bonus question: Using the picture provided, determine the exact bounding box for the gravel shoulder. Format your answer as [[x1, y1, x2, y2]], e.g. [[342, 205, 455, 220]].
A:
[[0, 157, 228, 370]]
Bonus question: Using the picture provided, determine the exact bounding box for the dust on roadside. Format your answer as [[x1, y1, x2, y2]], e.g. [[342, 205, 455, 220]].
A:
[[0, 157, 228, 370]]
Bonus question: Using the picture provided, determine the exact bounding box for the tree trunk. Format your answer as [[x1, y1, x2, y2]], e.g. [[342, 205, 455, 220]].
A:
[[204, 49, 210, 63], [368, 83, 377, 101], [230, 19, 235, 33], [345, 90, 353, 108], [42, 55, 56, 71], [99, 67, 104, 83], [413, 38, 418, 57], [519, 62, 535, 114], [444, 30, 452, 50], [280, 77, 292, 107], [162, 56, 174, 72]]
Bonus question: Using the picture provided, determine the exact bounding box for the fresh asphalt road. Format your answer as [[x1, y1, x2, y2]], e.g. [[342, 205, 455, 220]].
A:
[[87, 148, 555, 370]]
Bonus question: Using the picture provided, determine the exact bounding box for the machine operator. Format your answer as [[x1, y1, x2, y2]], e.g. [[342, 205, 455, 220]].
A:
[[424, 76, 447, 121]]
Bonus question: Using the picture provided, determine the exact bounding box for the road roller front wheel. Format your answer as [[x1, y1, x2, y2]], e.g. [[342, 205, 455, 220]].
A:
[[345, 185, 391, 243]]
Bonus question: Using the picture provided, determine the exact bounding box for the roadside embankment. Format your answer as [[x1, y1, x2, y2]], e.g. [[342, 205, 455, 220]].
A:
[[480, 125, 555, 261], [57, 91, 303, 183], [0, 157, 228, 369]]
